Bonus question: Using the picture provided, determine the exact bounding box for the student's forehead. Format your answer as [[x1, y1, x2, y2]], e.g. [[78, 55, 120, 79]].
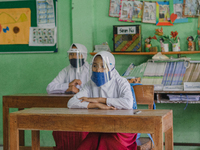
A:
[[93, 56, 103, 62]]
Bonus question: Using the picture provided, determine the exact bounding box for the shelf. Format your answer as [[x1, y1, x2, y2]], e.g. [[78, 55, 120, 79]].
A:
[[154, 91, 200, 94], [156, 99, 200, 104], [90, 51, 200, 56], [155, 91, 200, 104]]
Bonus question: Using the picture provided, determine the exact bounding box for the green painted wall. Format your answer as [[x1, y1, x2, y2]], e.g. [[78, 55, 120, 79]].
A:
[[0, 0, 200, 149], [0, 0, 73, 147]]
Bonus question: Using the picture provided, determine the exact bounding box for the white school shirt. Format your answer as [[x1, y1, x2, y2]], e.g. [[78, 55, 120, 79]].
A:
[[67, 69, 133, 110], [46, 62, 90, 94]]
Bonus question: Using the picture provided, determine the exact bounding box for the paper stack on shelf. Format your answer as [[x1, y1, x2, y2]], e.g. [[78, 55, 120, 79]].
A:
[[171, 62, 183, 85], [183, 63, 200, 82], [141, 62, 166, 85], [163, 85, 184, 91], [122, 63, 135, 76], [124, 63, 147, 79], [162, 61, 188, 91], [122, 63, 147, 84], [167, 94, 200, 101], [184, 82, 200, 91]]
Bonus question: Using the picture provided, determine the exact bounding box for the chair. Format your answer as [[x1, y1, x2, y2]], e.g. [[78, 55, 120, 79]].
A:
[[133, 85, 154, 150]]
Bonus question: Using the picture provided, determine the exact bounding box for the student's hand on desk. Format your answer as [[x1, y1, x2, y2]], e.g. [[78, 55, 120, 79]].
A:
[[66, 85, 79, 94], [97, 103, 116, 110], [88, 103, 116, 110], [69, 79, 82, 87], [79, 97, 106, 104]]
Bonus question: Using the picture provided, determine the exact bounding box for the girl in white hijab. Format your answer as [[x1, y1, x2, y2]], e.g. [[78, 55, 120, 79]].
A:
[[46, 43, 90, 94], [68, 51, 137, 150], [47, 43, 90, 150]]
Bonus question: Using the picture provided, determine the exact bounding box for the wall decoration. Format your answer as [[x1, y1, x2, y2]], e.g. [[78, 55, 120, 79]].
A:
[[29, 27, 57, 46], [197, 0, 200, 16], [182, 0, 197, 17], [170, 13, 178, 23], [132, 1, 143, 21], [142, 1, 156, 24], [156, 1, 173, 26], [113, 25, 141, 52], [119, 0, 134, 22], [187, 36, 195, 51], [109, 0, 121, 17], [173, 0, 188, 23], [0, 8, 30, 45], [36, 0, 55, 27]]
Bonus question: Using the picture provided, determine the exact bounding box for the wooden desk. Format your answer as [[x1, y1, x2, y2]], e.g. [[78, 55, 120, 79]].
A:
[[9, 108, 173, 150], [3, 94, 73, 150]]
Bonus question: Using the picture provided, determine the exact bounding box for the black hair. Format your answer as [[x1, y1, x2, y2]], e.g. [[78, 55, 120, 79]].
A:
[[160, 38, 164, 42], [188, 36, 194, 41], [72, 44, 77, 48]]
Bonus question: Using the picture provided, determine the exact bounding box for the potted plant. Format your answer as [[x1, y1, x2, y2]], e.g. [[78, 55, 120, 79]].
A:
[[170, 31, 180, 51]]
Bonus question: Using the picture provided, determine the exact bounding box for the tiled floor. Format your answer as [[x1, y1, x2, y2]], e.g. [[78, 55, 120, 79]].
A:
[[0, 146, 3, 150]]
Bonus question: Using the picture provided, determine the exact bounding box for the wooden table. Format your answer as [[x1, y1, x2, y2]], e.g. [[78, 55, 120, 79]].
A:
[[3, 94, 73, 150], [9, 108, 173, 150]]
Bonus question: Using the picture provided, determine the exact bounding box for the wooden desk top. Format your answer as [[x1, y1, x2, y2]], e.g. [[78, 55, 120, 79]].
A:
[[3, 93, 74, 97], [11, 108, 171, 117], [3, 94, 74, 108], [10, 108, 173, 134]]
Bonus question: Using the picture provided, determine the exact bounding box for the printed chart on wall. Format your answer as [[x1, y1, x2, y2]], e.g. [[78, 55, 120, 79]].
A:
[[0, 0, 57, 53]]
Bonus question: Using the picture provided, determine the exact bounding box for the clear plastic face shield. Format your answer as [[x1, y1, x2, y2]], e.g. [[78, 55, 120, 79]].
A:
[[90, 55, 112, 87], [67, 44, 86, 73]]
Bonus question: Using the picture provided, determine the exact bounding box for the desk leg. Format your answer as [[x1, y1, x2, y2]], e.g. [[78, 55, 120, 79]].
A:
[[165, 127, 174, 150], [154, 119, 163, 150], [3, 106, 9, 150], [10, 115, 19, 150], [32, 131, 40, 150], [18, 108, 25, 146]]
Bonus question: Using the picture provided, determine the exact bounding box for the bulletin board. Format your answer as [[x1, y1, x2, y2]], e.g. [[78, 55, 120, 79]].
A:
[[0, 0, 57, 53]]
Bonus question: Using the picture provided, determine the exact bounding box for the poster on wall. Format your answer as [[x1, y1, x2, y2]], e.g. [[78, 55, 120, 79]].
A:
[[156, 1, 173, 26], [142, 1, 156, 23], [132, 1, 143, 21], [36, 0, 55, 27], [119, 0, 135, 22], [29, 27, 57, 46], [182, 0, 197, 17], [109, 0, 121, 17], [173, 0, 188, 23], [0, 8, 31, 45]]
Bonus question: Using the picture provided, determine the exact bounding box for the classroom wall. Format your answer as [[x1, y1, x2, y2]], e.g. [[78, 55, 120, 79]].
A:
[[0, 0, 73, 146], [0, 0, 200, 149]]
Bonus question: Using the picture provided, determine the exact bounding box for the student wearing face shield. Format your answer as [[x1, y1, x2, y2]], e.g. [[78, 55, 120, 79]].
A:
[[46, 43, 90, 150], [68, 51, 137, 150], [46, 43, 90, 94]]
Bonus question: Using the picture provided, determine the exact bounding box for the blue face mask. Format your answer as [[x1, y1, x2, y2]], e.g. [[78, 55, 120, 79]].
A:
[[91, 71, 111, 87], [70, 59, 85, 68]]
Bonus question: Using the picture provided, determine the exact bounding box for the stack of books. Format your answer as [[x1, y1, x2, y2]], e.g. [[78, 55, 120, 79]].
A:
[[162, 61, 187, 86], [141, 62, 166, 85], [140, 61, 188, 91], [123, 62, 147, 80], [183, 63, 200, 82], [124, 60, 200, 92]]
